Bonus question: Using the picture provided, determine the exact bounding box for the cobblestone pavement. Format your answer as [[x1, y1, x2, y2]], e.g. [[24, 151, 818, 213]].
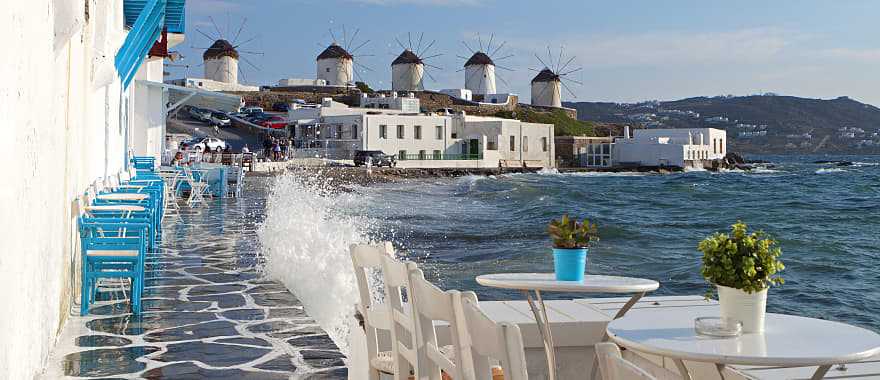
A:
[[43, 180, 347, 379]]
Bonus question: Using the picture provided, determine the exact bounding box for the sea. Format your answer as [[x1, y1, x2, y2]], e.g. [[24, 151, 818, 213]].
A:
[[256, 155, 880, 350]]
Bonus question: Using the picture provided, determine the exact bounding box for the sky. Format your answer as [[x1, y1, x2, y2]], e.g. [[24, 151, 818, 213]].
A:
[[170, 0, 880, 106]]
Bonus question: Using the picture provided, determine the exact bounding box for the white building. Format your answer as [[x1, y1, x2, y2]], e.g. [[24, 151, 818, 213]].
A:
[[391, 49, 425, 92], [167, 77, 259, 92], [167, 39, 260, 92], [277, 78, 328, 87], [316, 43, 354, 86], [531, 68, 562, 108], [613, 128, 727, 168], [289, 97, 554, 168], [358, 93, 421, 113], [1, 1, 185, 377], [464, 51, 497, 96], [439, 88, 473, 102]]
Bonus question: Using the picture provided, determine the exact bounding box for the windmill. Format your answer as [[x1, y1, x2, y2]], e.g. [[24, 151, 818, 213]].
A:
[[390, 32, 442, 92], [457, 33, 514, 96], [316, 26, 372, 87], [188, 15, 264, 86], [529, 46, 582, 108]]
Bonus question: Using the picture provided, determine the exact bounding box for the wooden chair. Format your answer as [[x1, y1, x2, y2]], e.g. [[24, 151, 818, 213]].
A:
[[458, 294, 528, 380], [381, 254, 423, 380], [595, 343, 658, 380], [350, 243, 397, 380], [407, 267, 470, 380]]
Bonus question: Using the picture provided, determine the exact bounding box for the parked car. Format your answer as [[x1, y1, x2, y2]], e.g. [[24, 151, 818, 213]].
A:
[[189, 107, 212, 122], [259, 115, 288, 129], [272, 102, 290, 112], [353, 150, 396, 167], [210, 112, 231, 127], [181, 137, 226, 152], [241, 106, 264, 115]]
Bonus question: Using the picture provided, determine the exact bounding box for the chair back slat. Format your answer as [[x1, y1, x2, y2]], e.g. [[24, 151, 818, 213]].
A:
[[595, 343, 657, 380], [380, 254, 420, 380], [408, 267, 471, 380], [349, 242, 395, 378]]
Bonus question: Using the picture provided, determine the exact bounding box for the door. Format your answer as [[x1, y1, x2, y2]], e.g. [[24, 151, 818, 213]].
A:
[[468, 139, 479, 158]]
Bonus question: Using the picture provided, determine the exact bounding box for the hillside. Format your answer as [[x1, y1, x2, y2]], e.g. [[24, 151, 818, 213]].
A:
[[565, 95, 880, 154]]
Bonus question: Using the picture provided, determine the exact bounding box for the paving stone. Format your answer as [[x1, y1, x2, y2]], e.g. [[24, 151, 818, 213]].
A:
[[144, 320, 239, 343], [245, 283, 288, 294], [302, 368, 349, 379], [251, 291, 300, 307], [145, 277, 208, 287], [143, 298, 212, 313], [188, 294, 247, 309], [86, 312, 217, 336], [196, 272, 259, 284], [247, 320, 301, 334], [142, 362, 290, 380], [62, 346, 159, 377], [219, 308, 266, 321], [216, 337, 272, 347], [267, 307, 309, 319], [254, 354, 298, 372], [287, 335, 339, 350], [188, 284, 247, 296], [75, 335, 132, 348], [155, 341, 270, 367], [299, 350, 346, 369]]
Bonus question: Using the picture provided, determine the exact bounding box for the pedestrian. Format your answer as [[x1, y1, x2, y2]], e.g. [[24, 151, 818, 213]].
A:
[[272, 141, 282, 161]]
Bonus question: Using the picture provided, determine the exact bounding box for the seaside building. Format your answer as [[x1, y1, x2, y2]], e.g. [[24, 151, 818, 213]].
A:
[[613, 127, 727, 168], [167, 39, 260, 92], [289, 94, 555, 168], [317, 43, 354, 87], [1, 0, 187, 377]]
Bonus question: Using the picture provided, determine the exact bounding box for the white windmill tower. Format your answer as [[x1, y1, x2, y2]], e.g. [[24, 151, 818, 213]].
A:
[[459, 34, 514, 96], [530, 46, 582, 108], [315, 27, 372, 87], [203, 39, 239, 84], [390, 33, 441, 92]]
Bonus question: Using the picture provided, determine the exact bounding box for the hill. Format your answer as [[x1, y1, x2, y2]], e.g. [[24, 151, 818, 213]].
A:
[[565, 95, 880, 154]]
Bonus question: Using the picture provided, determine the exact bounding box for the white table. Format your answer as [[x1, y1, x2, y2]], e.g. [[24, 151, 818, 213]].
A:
[[476, 273, 659, 380], [606, 306, 880, 380], [96, 193, 149, 201]]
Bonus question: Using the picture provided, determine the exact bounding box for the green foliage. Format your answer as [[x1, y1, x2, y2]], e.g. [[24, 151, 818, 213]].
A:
[[548, 214, 599, 249], [494, 109, 597, 136], [355, 81, 374, 94], [699, 221, 785, 294]]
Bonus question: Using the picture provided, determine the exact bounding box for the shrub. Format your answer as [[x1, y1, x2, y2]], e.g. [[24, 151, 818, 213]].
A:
[[548, 214, 599, 249], [699, 221, 784, 294]]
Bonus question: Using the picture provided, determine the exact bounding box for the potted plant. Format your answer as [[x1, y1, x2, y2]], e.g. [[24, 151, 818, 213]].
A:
[[548, 214, 599, 282], [699, 221, 784, 333]]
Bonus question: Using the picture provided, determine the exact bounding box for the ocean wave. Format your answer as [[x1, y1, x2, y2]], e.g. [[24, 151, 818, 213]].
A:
[[258, 171, 374, 355], [816, 168, 847, 174], [853, 162, 879, 167]]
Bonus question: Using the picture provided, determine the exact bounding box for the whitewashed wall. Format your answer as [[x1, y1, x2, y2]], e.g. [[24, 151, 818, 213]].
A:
[[0, 1, 158, 377]]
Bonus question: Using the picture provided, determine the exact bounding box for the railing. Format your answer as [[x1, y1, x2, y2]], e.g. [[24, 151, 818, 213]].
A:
[[398, 153, 483, 161]]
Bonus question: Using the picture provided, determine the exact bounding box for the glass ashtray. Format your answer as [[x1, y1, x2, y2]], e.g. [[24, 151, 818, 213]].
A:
[[694, 317, 742, 337]]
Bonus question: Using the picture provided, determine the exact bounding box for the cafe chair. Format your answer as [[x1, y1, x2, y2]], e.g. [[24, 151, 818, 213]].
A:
[[595, 343, 658, 380], [350, 243, 398, 380], [458, 294, 528, 380]]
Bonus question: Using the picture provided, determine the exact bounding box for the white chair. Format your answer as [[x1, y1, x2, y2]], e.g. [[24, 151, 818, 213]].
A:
[[350, 243, 397, 380], [183, 167, 209, 207], [407, 267, 470, 380], [458, 294, 528, 380], [595, 343, 658, 380], [381, 254, 423, 380]]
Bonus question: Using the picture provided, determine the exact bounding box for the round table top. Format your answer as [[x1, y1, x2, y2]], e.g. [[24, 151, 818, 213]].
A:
[[97, 193, 149, 201], [606, 306, 880, 367], [475, 273, 659, 293], [85, 205, 146, 212]]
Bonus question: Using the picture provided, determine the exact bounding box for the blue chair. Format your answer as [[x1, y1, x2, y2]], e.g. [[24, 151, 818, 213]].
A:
[[79, 218, 150, 315]]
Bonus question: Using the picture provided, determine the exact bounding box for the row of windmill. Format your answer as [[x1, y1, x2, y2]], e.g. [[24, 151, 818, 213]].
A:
[[190, 21, 580, 108]]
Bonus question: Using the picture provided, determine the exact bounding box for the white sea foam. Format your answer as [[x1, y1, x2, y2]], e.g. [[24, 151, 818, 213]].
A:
[[683, 166, 708, 172], [258, 172, 373, 355], [815, 168, 846, 174], [853, 161, 879, 167]]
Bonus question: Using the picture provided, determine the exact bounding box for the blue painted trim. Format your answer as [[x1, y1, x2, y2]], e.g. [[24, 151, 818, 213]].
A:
[[116, 0, 166, 89], [124, 0, 186, 34]]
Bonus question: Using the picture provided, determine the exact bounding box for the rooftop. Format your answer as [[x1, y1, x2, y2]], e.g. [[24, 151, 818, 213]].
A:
[[203, 39, 239, 61], [532, 68, 560, 83], [464, 51, 495, 67], [392, 49, 423, 65], [316, 43, 353, 60]]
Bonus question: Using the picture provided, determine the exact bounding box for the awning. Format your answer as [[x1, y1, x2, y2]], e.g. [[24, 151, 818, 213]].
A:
[[137, 80, 244, 113]]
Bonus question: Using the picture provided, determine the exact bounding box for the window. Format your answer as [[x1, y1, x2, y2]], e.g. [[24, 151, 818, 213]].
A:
[[713, 139, 717, 154], [487, 141, 497, 150], [379, 125, 387, 139], [414, 125, 422, 140], [435, 126, 443, 140], [523, 136, 529, 152], [336, 125, 343, 139], [418, 150, 426, 159], [451, 132, 458, 139], [433, 150, 442, 159], [326, 68, 330, 72], [397, 125, 405, 139], [510, 135, 516, 151], [719, 139, 724, 154], [542, 137, 548, 152], [399, 150, 407, 159], [351, 125, 358, 139]]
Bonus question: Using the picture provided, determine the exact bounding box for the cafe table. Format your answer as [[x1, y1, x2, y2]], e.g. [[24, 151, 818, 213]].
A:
[[606, 306, 880, 380], [476, 273, 659, 380]]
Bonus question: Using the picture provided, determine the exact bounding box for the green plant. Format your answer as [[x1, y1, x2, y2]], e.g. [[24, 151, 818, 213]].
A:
[[548, 214, 599, 249], [699, 221, 785, 294]]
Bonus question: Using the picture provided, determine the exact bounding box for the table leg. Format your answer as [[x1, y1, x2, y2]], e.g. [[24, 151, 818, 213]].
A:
[[590, 292, 648, 380], [524, 290, 557, 380], [809, 365, 831, 380], [715, 363, 727, 380], [673, 359, 693, 380]]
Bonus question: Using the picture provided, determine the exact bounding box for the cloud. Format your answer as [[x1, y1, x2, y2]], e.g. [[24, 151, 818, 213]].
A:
[[817, 48, 880, 63]]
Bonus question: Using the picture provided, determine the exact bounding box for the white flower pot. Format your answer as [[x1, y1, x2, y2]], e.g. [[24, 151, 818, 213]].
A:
[[717, 285, 768, 333]]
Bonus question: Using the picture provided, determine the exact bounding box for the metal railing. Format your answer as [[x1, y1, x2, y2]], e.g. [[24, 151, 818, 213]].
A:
[[398, 153, 483, 161]]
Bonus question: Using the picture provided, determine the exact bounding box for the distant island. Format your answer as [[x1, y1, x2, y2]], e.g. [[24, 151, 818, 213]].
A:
[[565, 94, 880, 154]]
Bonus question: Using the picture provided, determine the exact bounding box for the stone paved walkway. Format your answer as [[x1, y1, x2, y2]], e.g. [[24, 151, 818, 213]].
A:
[[43, 179, 347, 379]]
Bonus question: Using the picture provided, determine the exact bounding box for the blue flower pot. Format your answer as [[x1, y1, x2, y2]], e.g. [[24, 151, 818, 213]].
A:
[[553, 248, 588, 282]]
